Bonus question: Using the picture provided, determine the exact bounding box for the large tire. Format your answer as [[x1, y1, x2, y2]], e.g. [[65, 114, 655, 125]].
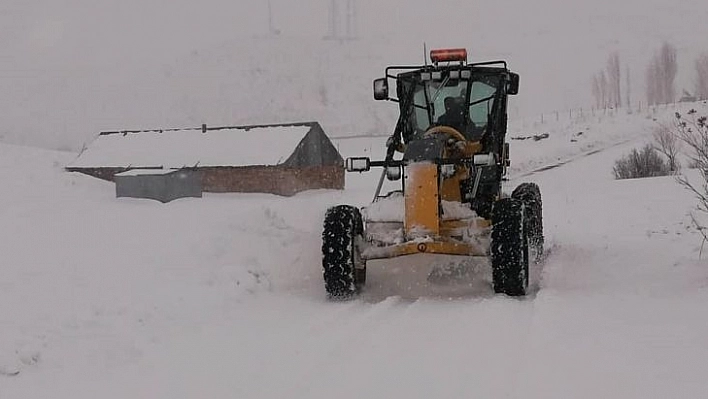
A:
[[512, 182, 544, 263], [471, 184, 497, 220], [491, 198, 529, 296], [322, 205, 366, 298]]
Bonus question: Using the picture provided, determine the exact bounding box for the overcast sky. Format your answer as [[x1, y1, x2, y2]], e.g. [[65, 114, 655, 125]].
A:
[[1, 0, 707, 149]]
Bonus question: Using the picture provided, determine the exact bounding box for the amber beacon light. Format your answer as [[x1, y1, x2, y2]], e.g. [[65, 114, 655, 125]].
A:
[[429, 48, 468, 63]]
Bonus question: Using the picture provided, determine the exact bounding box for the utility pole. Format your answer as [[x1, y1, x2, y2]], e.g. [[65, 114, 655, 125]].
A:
[[626, 66, 631, 112], [326, 0, 337, 39], [326, 0, 357, 41], [345, 0, 356, 39], [267, 0, 280, 35]]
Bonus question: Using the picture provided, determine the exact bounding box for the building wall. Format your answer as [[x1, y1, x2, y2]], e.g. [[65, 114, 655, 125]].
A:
[[68, 165, 344, 197], [115, 170, 202, 203], [200, 165, 344, 196]]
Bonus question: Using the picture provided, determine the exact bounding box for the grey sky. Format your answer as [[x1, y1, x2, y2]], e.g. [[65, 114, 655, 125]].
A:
[[1, 0, 706, 149]]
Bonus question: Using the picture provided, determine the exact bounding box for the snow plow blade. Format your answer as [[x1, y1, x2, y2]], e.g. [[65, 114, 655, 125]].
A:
[[362, 240, 489, 260]]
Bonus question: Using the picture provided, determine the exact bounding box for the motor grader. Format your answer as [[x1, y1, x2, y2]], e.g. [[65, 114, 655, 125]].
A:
[[322, 48, 543, 298]]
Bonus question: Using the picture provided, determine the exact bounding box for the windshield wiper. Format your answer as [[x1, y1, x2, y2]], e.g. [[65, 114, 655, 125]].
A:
[[469, 93, 496, 107], [428, 76, 451, 104]]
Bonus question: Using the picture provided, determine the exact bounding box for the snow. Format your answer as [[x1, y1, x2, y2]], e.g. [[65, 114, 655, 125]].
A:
[[3, 103, 708, 398], [441, 200, 478, 220], [364, 192, 405, 222], [4, 1, 708, 396], [68, 125, 312, 168]]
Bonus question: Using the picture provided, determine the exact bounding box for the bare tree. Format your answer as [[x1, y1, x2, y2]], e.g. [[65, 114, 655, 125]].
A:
[[607, 52, 621, 108], [626, 65, 632, 110], [591, 53, 622, 109], [599, 71, 608, 109], [660, 42, 678, 103], [676, 110, 708, 181], [695, 53, 708, 101], [653, 125, 680, 172], [646, 42, 678, 105], [592, 72, 608, 109], [674, 110, 708, 246], [592, 74, 601, 109], [646, 61, 659, 106]]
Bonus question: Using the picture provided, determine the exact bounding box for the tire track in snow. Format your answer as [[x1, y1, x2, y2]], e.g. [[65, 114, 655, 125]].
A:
[[512, 138, 634, 179]]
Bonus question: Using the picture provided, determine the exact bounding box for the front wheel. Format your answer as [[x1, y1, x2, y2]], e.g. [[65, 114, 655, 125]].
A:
[[512, 182, 544, 263], [491, 198, 529, 296], [322, 205, 366, 298]]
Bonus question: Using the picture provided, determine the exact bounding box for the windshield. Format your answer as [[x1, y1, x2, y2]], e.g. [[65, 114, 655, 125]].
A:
[[400, 73, 500, 142], [427, 79, 468, 125]]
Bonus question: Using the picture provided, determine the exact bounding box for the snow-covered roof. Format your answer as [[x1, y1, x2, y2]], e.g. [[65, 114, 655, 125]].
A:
[[68, 124, 314, 169]]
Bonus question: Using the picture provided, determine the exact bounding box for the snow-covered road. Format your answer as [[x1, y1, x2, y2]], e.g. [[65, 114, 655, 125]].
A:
[[510, 140, 708, 398]]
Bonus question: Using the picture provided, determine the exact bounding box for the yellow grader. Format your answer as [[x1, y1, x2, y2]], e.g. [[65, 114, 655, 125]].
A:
[[322, 48, 543, 298]]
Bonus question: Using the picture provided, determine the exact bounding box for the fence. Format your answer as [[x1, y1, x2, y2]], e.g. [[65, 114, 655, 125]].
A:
[[513, 101, 699, 131]]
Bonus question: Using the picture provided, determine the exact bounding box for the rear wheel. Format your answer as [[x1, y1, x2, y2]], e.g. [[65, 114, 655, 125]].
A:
[[512, 182, 544, 263], [491, 198, 529, 296], [322, 205, 366, 298]]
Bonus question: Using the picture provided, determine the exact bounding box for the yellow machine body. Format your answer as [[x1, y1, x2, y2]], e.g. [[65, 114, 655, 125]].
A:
[[404, 162, 440, 238], [362, 137, 491, 261]]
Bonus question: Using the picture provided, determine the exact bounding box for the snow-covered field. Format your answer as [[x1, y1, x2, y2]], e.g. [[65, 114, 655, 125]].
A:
[[4, 0, 708, 396], [2, 103, 708, 398]]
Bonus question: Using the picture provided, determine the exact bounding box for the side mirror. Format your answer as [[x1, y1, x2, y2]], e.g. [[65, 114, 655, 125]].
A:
[[373, 78, 389, 100], [345, 157, 371, 172], [507, 73, 519, 95]]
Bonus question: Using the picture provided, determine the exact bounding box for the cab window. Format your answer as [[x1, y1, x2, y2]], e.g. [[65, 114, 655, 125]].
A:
[[469, 81, 497, 128]]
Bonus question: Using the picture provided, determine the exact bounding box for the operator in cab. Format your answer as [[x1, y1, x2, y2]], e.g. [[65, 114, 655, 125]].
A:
[[437, 96, 465, 131], [436, 95, 485, 141]]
